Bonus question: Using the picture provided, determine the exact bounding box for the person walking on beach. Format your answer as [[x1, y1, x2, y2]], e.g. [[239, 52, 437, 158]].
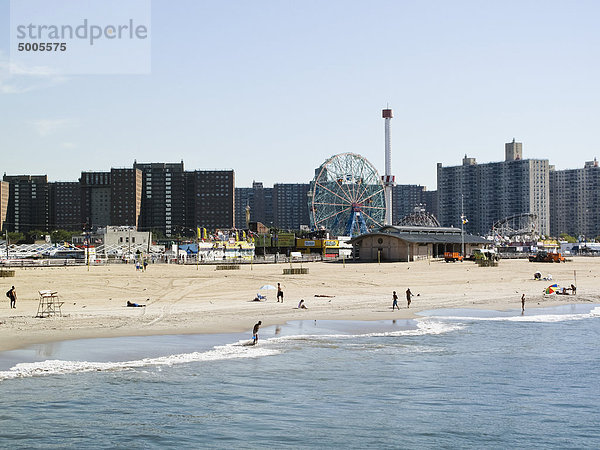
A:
[[277, 283, 284, 303], [521, 294, 525, 312], [252, 321, 262, 345], [6, 286, 17, 309], [392, 291, 399, 310], [406, 288, 413, 308]]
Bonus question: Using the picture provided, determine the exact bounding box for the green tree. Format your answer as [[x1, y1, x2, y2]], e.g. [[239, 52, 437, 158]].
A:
[[6, 232, 25, 244], [50, 229, 78, 244], [559, 233, 577, 243], [25, 229, 48, 243], [150, 228, 166, 241]]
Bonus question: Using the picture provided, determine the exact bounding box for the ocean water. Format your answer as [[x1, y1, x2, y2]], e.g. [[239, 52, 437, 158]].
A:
[[1, 304, 599, 449]]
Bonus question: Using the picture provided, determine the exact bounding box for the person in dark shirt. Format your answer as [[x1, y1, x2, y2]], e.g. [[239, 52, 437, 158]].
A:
[[7, 286, 17, 309], [252, 321, 262, 345], [392, 291, 399, 310]]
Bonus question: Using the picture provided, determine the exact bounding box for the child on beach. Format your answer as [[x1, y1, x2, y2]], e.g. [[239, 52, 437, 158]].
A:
[[392, 291, 399, 310], [298, 299, 307, 309], [406, 288, 413, 308]]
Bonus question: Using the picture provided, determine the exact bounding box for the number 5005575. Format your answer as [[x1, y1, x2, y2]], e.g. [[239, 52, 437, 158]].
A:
[[18, 42, 66, 51]]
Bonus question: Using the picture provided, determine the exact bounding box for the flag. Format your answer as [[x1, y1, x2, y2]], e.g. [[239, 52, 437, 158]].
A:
[[242, 230, 246, 240], [203, 228, 208, 240], [461, 214, 468, 224], [197, 227, 201, 239]]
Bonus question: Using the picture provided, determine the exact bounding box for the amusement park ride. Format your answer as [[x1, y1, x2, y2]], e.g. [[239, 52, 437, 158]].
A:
[[308, 109, 394, 238], [308, 152, 386, 237]]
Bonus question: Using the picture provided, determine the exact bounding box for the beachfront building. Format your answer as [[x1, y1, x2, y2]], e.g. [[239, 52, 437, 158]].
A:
[[0, 181, 8, 232], [49, 181, 82, 231], [72, 225, 152, 256], [2, 175, 50, 233], [134, 162, 186, 238], [436, 140, 550, 237], [80, 171, 112, 229], [110, 168, 143, 229], [348, 225, 489, 262], [273, 183, 310, 231], [550, 158, 600, 239], [186, 170, 235, 231]]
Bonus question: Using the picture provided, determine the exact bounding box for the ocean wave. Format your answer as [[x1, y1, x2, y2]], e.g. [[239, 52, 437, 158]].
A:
[[432, 306, 600, 323], [265, 319, 464, 343], [0, 341, 279, 381], [0, 319, 465, 381]]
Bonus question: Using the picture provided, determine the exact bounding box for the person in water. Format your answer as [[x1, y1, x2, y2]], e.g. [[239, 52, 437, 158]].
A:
[[392, 291, 399, 310], [252, 321, 262, 345], [521, 294, 525, 312]]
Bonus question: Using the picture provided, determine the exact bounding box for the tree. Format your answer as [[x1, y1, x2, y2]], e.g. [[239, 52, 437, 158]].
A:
[[50, 229, 78, 244], [150, 228, 166, 241], [6, 232, 25, 244], [25, 229, 48, 243], [559, 233, 577, 243]]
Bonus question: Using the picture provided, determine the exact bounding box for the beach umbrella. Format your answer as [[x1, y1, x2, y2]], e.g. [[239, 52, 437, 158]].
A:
[[545, 284, 558, 295], [259, 285, 276, 290]]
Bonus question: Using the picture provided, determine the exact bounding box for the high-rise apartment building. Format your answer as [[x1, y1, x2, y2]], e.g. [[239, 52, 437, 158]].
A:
[[134, 162, 186, 237], [0, 181, 9, 232], [3, 175, 50, 233], [110, 168, 142, 228], [234, 181, 274, 229], [80, 171, 112, 229], [235, 187, 253, 229], [273, 183, 310, 230], [392, 185, 437, 224], [437, 141, 550, 236], [49, 182, 82, 231], [186, 170, 235, 230], [550, 159, 600, 239]]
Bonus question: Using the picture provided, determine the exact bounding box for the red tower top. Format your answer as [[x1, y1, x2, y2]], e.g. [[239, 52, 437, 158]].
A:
[[382, 109, 393, 118]]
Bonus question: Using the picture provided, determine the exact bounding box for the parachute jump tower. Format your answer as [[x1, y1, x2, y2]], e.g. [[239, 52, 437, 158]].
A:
[[382, 108, 395, 225]]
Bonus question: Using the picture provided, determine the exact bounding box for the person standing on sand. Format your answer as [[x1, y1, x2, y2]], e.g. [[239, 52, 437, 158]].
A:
[[392, 291, 399, 310], [406, 288, 413, 308], [521, 294, 525, 312], [252, 321, 262, 345], [277, 283, 284, 303], [7, 286, 17, 309]]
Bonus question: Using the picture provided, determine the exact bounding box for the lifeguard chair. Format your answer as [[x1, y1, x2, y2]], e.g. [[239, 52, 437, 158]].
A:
[[36, 290, 64, 318]]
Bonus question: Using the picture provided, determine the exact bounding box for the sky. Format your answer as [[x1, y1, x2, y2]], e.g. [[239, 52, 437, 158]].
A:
[[1, 0, 599, 190]]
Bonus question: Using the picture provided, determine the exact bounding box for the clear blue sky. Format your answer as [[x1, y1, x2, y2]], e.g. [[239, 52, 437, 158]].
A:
[[1, 0, 599, 189]]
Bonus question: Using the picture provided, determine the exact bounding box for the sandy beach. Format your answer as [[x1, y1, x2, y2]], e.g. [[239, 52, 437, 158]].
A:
[[0, 257, 596, 352]]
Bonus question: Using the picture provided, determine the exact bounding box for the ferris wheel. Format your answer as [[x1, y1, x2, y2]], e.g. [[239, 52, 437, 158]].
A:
[[309, 153, 386, 237]]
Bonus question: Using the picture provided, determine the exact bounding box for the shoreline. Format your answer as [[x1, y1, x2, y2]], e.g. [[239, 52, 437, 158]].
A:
[[0, 258, 597, 352]]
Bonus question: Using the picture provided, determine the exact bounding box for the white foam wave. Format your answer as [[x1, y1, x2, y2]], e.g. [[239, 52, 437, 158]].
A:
[[0, 319, 468, 381], [0, 341, 279, 381], [265, 319, 464, 343], [433, 306, 600, 323]]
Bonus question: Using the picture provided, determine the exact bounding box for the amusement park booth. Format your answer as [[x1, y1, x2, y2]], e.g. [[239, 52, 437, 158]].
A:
[[348, 226, 489, 262]]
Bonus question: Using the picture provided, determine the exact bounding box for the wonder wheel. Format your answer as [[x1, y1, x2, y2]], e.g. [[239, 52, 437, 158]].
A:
[[308, 153, 386, 237]]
